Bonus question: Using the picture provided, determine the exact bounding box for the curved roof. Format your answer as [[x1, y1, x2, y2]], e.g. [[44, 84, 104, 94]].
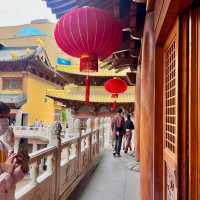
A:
[[44, 0, 115, 18], [46, 84, 135, 103], [0, 93, 27, 109], [56, 65, 130, 77], [0, 46, 66, 85]]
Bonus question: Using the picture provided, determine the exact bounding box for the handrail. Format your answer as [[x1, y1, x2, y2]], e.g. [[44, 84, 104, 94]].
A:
[[29, 146, 57, 163], [15, 126, 106, 200]]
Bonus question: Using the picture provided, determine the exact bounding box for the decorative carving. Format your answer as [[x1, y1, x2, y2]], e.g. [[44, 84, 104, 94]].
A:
[[166, 166, 176, 200]]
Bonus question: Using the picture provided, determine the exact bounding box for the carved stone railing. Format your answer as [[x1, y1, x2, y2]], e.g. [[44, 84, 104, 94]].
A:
[[13, 126, 51, 141], [15, 127, 105, 200]]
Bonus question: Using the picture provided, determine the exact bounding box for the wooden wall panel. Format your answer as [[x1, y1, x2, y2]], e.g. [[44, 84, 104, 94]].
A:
[[140, 12, 155, 200], [154, 0, 164, 34], [154, 0, 192, 44], [147, 0, 155, 12], [163, 20, 179, 200]]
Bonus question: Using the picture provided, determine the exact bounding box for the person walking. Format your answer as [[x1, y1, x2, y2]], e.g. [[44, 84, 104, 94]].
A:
[[124, 114, 134, 153], [112, 108, 126, 157]]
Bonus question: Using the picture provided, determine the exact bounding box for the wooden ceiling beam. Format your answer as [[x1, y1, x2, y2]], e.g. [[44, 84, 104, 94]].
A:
[[146, 0, 155, 11], [126, 72, 136, 85]]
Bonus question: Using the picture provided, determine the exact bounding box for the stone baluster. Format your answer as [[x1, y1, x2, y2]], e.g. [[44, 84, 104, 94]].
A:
[[67, 116, 74, 137], [103, 117, 109, 147], [73, 118, 80, 137], [54, 121, 62, 199], [86, 118, 92, 133], [81, 138, 84, 150], [48, 124, 58, 146], [32, 142, 38, 152], [30, 161, 40, 186], [107, 117, 112, 146], [94, 117, 99, 131], [47, 154, 53, 174], [99, 117, 103, 137], [68, 145, 72, 160], [14, 138, 20, 153]]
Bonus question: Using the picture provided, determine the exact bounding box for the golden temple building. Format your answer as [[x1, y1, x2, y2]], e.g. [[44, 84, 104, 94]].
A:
[[0, 45, 66, 125], [0, 20, 135, 125]]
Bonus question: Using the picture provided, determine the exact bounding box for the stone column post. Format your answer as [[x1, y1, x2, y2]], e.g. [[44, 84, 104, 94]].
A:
[[86, 118, 92, 133]]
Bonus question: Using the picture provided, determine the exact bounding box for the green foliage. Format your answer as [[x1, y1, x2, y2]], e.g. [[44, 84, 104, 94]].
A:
[[61, 111, 67, 123]]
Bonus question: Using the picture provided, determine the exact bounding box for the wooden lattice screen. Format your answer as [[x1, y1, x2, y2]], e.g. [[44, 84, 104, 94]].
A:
[[163, 20, 179, 200], [165, 40, 177, 155]]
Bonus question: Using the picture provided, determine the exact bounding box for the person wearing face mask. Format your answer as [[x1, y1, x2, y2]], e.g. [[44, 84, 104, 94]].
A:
[[0, 102, 29, 200]]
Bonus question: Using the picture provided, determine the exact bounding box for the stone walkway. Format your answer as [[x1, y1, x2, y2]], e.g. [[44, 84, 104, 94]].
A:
[[69, 149, 140, 200]]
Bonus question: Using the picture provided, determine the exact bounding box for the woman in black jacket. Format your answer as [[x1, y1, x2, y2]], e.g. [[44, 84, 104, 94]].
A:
[[124, 114, 134, 153]]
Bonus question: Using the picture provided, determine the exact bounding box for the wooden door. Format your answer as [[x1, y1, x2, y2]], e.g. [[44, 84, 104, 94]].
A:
[[163, 19, 179, 200]]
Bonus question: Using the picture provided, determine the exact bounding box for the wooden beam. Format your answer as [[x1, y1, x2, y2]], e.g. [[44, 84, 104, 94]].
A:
[[146, 0, 154, 11], [154, 0, 192, 44], [126, 72, 136, 85]]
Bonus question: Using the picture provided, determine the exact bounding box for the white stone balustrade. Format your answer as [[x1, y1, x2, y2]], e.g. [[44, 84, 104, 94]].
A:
[[13, 125, 52, 152], [94, 117, 99, 130], [73, 118, 80, 136], [86, 118, 92, 133], [15, 121, 106, 200]]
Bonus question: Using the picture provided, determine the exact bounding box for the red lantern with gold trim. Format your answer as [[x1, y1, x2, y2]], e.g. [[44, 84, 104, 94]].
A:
[[54, 7, 122, 72], [104, 78, 128, 111], [54, 7, 122, 103]]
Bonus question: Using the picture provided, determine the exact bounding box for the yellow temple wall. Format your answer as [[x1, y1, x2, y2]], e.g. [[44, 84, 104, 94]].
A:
[[0, 72, 63, 125], [21, 73, 62, 125]]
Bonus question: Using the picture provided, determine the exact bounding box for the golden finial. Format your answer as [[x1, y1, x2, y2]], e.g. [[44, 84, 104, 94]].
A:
[[10, 51, 17, 60], [36, 38, 45, 47], [26, 48, 31, 55]]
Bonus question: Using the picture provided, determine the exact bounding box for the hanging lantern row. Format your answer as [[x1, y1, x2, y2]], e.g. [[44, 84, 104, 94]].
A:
[[54, 6, 122, 103], [104, 78, 128, 111]]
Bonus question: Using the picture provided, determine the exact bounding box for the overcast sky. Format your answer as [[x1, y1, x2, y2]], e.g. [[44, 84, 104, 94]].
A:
[[0, 0, 57, 27]]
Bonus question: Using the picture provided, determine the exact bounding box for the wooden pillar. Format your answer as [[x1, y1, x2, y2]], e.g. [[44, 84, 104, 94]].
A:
[[178, 14, 189, 200], [189, 8, 200, 200], [140, 12, 155, 200], [154, 46, 163, 200], [135, 66, 141, 161]]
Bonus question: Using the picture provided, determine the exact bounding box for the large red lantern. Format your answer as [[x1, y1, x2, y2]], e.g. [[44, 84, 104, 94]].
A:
[[104, 78, 128, 111], [54, 6, 122, 72], [54, 7, 122, 103]]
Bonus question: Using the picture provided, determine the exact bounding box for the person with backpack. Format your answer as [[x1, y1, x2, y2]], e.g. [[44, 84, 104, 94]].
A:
[[124, 114, 135, 153], [111, 108, 126, 157]]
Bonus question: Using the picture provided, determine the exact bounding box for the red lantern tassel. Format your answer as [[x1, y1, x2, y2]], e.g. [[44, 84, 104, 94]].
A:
[[111, 101, 117, 111], [112, 93, 118, 98], [85, 76, 90, 103]]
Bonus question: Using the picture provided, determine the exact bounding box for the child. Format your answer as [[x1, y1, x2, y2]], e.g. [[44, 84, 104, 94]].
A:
[[0, 102, 29, 200]]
